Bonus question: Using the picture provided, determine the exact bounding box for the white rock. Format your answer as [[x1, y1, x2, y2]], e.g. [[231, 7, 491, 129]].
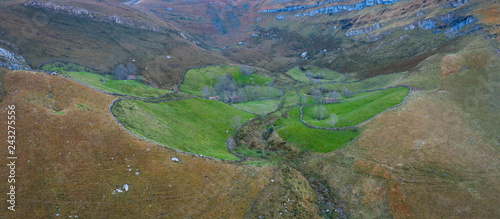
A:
[[166, 56, 171, 59], [171, 157, 180, 162], [301, 52, 308, 58], [123, 184, 129, 191]]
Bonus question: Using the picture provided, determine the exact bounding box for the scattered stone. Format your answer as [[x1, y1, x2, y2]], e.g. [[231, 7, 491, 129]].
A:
[[171, 157, 180, 162], [123, 184, 129, 191]]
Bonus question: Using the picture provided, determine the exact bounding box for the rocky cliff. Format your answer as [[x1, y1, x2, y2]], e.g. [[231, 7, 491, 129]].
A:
[[0, 46, 30, 70], [24, 1, 167, 34]]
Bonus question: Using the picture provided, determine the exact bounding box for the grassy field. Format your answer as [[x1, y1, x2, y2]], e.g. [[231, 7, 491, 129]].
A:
[[112, 97, 256, 160], [233, 99, 282, 114], [281, 88, 301, 108], [41, 61, 103, 74], [303, 87, 409, 128], [274, 108, 360, 153], [286, 66, 345, 82], [179, 66, 273, 96], [299, 72, 405, 96], [63, 71, 171, 98], [301, 89, 383, 105]]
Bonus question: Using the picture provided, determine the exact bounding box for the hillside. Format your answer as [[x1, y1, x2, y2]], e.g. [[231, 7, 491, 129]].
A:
[[0, 0, 499, 218], [0, 70, 320, 218]]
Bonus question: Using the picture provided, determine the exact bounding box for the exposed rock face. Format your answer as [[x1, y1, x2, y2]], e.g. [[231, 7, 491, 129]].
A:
[[23, 1, 166, 34], [449, 0, 468, 8], [445, 16, 476, 37], [348, 13, 477, 39], [259, 0, 402, 17], [346, 23, 382, 37], [417, 19, 437, 30], [0, 47, 30, 70]]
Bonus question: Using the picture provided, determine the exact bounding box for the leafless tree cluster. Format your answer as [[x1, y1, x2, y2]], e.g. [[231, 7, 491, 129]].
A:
[[311, 88, 322, 103], [327, 113, 338, 128], [341, 87, 353, 98], [326, 91, 342, 103], [230, 115, 242, 131], [112, 63, 137, 80], [240, 65, 253, 75], [313, 105, 327, 120]]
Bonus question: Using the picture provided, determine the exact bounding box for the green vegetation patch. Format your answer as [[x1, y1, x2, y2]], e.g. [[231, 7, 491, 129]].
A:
[[233, 99, 282, 115], [301, 89, 383, 105], [302, 87, 409, 128], [111, 98, 256, 160], [180, 66, 273, 96], [274, 108, 360, 153], [299, 72, 405, 96], [286, 66, 345, 82], [64, 71, 171, 98], [41, 61, 102, 75]]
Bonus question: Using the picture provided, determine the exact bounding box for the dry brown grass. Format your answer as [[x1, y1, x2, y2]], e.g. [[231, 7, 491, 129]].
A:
[[303, 90, 500, 218], [476, 5, 500, 43], [440, 54, 461, 77], [0, 70, 275, 218]]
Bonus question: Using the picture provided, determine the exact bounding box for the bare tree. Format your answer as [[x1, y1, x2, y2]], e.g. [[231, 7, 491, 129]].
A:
[[334, 92, 342, 102], [326, 91, 336, 99], [214, 74, 236, 96], [126, 63, 137, 75], [237, 88, 246, 101], [326, 91, 342, 103], [327, 113, 338, 128], [113, 64, 128, 80], [230, 115, 242, 131], [226, 136, 236, 152], [319, 105, 327, 120], [341, 87, 349, 96], [345, 90, 353, 98], [240, 65, 252, 75], [313, 106, 319, 120], [201, 86, 210, 98], [306, 71, 313, 83], [311, 89, 322, 103]]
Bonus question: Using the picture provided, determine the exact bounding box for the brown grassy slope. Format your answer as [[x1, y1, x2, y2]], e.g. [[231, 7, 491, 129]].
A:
[[301, 91, 500, 218], [0, 2, 232, 88], [299, 36, 500, 218], [0, 70, 272, 218]]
